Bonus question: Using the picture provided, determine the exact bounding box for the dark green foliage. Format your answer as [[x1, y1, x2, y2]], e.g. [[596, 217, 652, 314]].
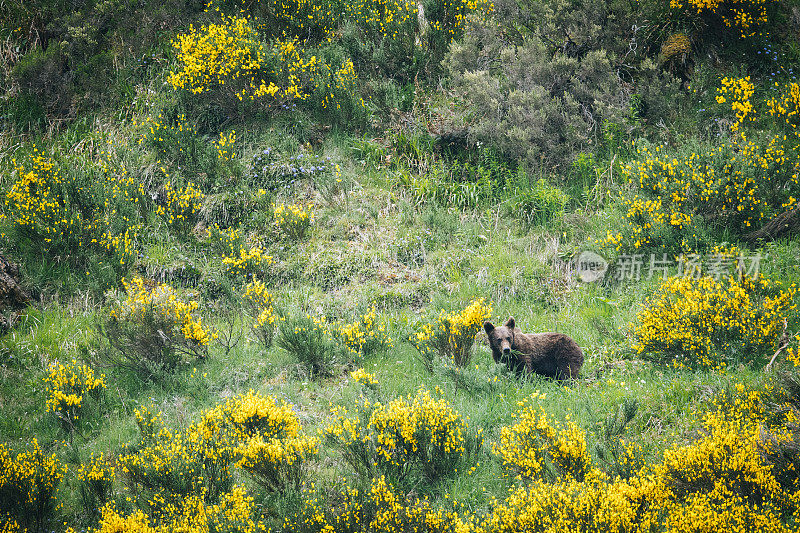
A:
[[446, 14, 628, 171]]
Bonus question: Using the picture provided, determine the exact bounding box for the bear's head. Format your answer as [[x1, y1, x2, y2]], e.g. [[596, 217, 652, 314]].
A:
[[484, 317, 516, 361]]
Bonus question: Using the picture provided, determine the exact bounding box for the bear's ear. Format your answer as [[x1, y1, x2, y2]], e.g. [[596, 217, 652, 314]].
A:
[[484, 321, 495, 335], [505, 317, 515, 329]]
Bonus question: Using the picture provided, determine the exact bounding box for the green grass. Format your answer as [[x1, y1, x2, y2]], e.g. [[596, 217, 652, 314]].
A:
[[2, 5, 800, 529]]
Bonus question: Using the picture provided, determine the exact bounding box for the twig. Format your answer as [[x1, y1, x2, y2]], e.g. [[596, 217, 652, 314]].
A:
[[765, 318, 790, 372]]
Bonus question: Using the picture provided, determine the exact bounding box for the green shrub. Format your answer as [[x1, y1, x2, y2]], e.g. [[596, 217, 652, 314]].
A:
[[276, 313, 348, 376], [447, 19, 627, 171]]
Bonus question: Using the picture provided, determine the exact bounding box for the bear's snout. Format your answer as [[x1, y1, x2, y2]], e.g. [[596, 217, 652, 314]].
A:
[[502, 346, 511, 354]]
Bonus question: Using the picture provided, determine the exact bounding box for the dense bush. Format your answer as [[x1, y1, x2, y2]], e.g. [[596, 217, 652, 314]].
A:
[[494, 393, 593, 482], [602, 79, 800, 254], [0, 439, 65, 531], [631, 273, 798, 369], [445, 8, 630, 170], [324, 388, 478, 485], [1, 148, 142, 271], [276, 313, 348, 376]]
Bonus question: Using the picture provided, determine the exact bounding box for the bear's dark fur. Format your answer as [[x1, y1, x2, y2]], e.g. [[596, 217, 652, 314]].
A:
[[484, 317, 583, 379]]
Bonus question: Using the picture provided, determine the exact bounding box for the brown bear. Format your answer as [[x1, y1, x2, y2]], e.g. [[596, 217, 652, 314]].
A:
[[484, 317, 583, 379]]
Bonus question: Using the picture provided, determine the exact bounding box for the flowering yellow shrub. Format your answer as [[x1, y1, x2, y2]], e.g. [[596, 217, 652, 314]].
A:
[[288, 475, 473, 532], [337, 306, 393, 357], [2, 150, 141, 267], [243, 279, 276, 348], [104, 277, 216, 377], [154, 180, 204, 232], [222, 245, 274, 277], [631, 274, 797, 369], [602, 77, 800, 253], [0, 439, 65, 530], [351, 367, 379, 387], [494, 395, 593, 482], [215, 389, 302, 440], [82, 485, 264, 533], [668, 0, 773, 38], [43, 359, 106, 432], [324, 388, 474, 483], [134, 113, 200, 165], [119, 408, 235, 503], [121, 391, 316, 501], [273, 202, 314, 240], [215, 130, 236, 162], [76, 452, 115, 511], [716, 76, 755, 132], [168, 14, 362, 115], [604, 139, 799, 251], [412, 298, 492, 367], [235, 434, 320, 491], [168, 15, 265, 97], [768, 81, 800, 130], [484, 380, 800, 532]]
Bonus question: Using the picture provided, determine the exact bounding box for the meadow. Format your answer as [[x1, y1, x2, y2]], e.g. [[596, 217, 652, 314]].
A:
[[1, 0, 800, 530]]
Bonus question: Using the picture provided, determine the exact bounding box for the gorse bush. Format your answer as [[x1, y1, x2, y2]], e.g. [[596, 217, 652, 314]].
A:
[[121, 390, 317, 505], [1, 147, 142, 271], [412, 298, 492, 367], [668, 0, 774, 38], [493, 392, 593, 482], [337, 306, 394, 357], [603, 78, 800, 254], [79, 485, 264, 533], [350, 367, 380, 388], [102, 277, 216, 379], [243, 279, 276, 349], [76, 453, 115, 515], [120, 404, 236, 505], [43, 359, 106, 434], [324, 388, 478, 485], [0, 439, 65, 532], [286, 475, 473, 533], [483, 382, 800, 532], [222, 243, 274, 278], [631, 273, 798, 369], [273, 202, 314, 240], [154, 180, 204, 233], [168, 13, 365, 122], [223, 390, 320, 492]]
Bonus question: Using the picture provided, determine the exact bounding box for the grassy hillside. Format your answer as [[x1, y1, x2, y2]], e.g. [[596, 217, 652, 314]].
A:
[[2, 0, 800, 531]]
